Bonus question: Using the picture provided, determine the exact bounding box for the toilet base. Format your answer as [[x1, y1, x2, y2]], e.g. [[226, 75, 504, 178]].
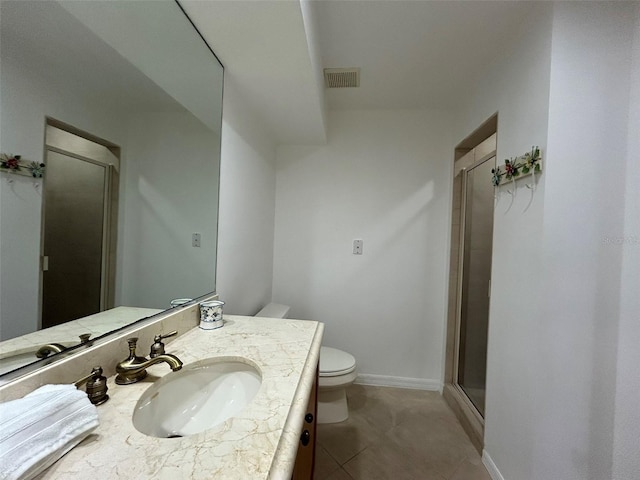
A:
[[317, 388, 349, 424]]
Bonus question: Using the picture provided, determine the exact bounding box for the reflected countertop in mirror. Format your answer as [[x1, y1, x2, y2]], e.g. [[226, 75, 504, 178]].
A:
[[0, 0, 223, 381], [0, 307, 162, 376]]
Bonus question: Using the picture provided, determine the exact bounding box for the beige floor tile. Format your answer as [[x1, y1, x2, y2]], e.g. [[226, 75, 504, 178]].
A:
[[346, 388, 405, 433], [315, 385, 490, 480], [342, 443, 447, 480], [384, 410, 478, 478], [314, 445, 341, 480], [393, 396, 460, 426], [449, 458, 492, 480], [322, 467, 354, 480], [316, 412, 386, 465], [348, 385, 447, 433], [374, 385, 443, 411]]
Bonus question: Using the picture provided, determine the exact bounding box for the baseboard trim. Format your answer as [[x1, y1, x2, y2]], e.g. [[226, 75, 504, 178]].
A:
[[482, 450, 505, 480], [355, 374, 442, 391]]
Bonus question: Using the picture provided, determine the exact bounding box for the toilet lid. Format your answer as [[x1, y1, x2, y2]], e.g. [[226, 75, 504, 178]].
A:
[[319, 347, 356, 377]]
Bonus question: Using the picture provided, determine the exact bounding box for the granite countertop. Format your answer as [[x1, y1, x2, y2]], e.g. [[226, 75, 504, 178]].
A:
[[36, 315, 324, 480]]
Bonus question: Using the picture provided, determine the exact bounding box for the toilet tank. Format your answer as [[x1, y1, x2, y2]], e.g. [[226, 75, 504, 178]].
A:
[[255, 303, 290, 319]]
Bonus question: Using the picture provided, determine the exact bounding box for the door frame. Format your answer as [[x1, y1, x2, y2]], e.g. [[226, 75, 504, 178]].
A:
[[39, 118, 120, 328], [443, 114, 497, 453]]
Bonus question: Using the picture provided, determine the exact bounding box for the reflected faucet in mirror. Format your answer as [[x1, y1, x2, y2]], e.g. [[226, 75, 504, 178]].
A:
[[35, 344, 67, 359], [34, 333, 93, 359]]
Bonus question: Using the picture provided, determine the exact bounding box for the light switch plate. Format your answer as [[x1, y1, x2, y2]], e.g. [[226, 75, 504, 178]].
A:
[[353, 239, 363, 255]]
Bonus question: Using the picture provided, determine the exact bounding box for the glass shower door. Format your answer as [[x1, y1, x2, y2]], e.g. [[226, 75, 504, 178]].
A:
[[456, 157, 495, 416]]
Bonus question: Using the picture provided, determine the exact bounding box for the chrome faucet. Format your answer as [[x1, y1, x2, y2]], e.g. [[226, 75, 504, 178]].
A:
[[115, 337, 182, 385]]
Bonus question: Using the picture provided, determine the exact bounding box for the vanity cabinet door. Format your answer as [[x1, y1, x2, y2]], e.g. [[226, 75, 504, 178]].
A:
[[292, 364, 318, 480]]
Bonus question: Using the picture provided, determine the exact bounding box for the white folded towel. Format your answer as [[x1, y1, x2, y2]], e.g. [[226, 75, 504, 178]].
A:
[[0, 384, 99, 480]]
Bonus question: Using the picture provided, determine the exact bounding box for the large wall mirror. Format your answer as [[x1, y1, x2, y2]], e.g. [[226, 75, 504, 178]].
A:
[[0, 0, 223, 378]]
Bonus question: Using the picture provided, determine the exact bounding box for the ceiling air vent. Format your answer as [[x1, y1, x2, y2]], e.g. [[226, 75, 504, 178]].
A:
[[324, 68, 360, 88]]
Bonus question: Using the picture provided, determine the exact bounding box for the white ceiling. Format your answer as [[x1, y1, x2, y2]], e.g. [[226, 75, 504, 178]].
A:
[[314, 0, 537, 110], [5, 1, 539, 146], [184, 0, 536, 145], [181, 0, 327, 145]]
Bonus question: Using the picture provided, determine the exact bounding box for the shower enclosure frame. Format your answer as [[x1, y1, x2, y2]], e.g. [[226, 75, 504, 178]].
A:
[[443, 114, 497, 453]]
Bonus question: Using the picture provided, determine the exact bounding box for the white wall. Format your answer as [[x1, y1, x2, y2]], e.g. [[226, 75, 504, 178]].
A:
[[273, 109, 452, 387], [537, 4, 635, 480], [612, 7, 640, 479], [454, 3, 639, 480], [452, 5, 553, 478], [216, 80, 278, 315], [118, 112, 219, 309]]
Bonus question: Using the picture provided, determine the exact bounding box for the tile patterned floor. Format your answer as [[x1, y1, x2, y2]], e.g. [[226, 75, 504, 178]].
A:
[[314, 385, 491, 480]]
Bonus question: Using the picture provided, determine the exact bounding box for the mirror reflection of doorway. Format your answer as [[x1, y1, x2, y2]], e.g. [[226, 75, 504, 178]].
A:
[[41, 122, 119, 329], [456, 156, 495, 416]]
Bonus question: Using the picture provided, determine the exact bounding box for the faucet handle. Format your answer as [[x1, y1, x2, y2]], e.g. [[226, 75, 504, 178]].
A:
[[75, 366, 109, 405], [150, 331, 178, 358], [157, 331, 178, 341]]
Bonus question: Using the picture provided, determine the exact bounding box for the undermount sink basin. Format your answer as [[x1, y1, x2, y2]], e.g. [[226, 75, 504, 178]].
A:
[[132, 357, 262, 438]]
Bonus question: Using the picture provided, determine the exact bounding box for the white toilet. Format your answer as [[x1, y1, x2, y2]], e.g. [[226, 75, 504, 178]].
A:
[[317, 346, 357, 423], [254, 303, 291, 319], [255, 303, 357, 424]]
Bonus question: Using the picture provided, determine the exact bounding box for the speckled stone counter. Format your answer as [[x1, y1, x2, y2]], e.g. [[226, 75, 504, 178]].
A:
[[35, 315, 324, 480]]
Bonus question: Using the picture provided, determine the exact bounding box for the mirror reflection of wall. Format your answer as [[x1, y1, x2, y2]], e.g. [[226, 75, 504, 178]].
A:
[[0, 1, 223, 373]]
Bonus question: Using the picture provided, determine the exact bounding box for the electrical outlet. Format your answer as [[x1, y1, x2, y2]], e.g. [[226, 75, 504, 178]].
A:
[[353, 239, 363, 255], [192, 233, 201, 248]]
